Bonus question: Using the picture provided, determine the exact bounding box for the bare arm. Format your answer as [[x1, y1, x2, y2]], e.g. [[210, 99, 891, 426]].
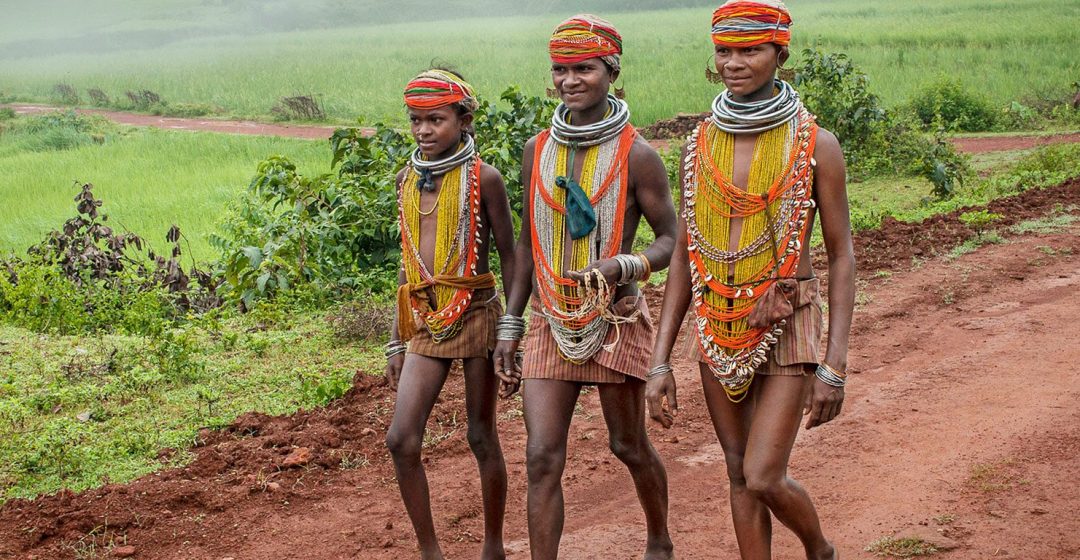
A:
[[630, 140, 678, 272], [646, 146, 692, 427], [492, 136, 539, 397], [805, 128, 855, 429], [386, 169, 409, 390], [480, 164, 516, 294], [502, 136, 538, 318]]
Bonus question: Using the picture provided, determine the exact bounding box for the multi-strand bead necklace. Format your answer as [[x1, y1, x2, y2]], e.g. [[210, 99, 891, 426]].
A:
[[399, 150, 484, 343], [684, 95, 818, 400], [530, 102, 638, 364]]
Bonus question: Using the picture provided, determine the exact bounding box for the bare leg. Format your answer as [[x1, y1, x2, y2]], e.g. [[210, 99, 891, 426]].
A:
[[522, 379, 581, 560], [385, 353, 453, 560], [463, 356, 508, 560], [700, 365, 772, 560], [597, 379, 674, 560], [742, 373, 835, 560]]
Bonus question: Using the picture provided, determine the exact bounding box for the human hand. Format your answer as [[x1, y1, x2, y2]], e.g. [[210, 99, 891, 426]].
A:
[[566, 257, 621, 289], [803, 377, 844, 429], [385, 353, 405, 392], [645, 368, 679, 428], [493, 340, 522, 399]]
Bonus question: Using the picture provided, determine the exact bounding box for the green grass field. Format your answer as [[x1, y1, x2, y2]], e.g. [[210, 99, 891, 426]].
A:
[[2, 0, 1077, 126], [0, 118, 329, 262], [0, 308, 383, 502]]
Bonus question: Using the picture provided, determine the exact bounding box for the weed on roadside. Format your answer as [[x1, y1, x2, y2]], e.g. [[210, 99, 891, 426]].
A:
[[866, 536, 939, 557]]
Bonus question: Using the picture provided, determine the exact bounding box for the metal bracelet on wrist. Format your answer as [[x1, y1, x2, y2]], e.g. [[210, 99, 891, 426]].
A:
[[647, 363, 673, 380], [496, 314, 527, 341], [614, 254, 646, 286], [814, 363, 846, 387], [385, 340, 408, 359]]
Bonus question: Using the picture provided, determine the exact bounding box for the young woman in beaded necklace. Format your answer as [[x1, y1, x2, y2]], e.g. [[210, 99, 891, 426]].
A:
[[646, 1, 855, 559], [492, 14, 679, 560], [384, 68, 518, 560]]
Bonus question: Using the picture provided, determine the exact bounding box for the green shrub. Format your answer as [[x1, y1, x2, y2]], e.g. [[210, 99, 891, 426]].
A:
[[0, 108, 15, 121], [911, 78, 997, 132], [793, 52, 971, 198], [1, 183, 220, 335], [794, 50, 887, 171]]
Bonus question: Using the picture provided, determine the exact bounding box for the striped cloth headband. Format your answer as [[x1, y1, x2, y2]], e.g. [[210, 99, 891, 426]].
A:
[[711, 0, 792, 47], [403, 69, 479, 112], [549, 14, 623, 71]]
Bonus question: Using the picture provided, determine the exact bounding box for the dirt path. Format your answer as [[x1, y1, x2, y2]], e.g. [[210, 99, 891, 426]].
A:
[[4, 104, 342, 140], [2, 182, 1079, 559], [6, 103, 1079, 153]]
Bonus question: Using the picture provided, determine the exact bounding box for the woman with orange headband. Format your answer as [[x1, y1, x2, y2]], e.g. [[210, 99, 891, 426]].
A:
[[647, 1, 854, 558], [493, 14, 679, 560], [385, 68, 518, 560]]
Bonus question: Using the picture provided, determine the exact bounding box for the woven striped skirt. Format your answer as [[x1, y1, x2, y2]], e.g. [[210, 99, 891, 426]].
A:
[[521, 295, 654, 384]]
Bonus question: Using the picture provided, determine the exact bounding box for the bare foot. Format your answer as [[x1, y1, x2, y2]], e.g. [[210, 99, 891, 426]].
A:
[[480, 541, 506, 560], [807, 542, 836, 560], [644, 538, 675, 560]]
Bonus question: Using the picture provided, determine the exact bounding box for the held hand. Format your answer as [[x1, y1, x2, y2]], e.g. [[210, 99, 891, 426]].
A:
[[567, 258, 621, 289], [385, 353, 405, 392], [803, 377, 844, 429], [492, 340, 522, 399], [645, 371, 679, 428]]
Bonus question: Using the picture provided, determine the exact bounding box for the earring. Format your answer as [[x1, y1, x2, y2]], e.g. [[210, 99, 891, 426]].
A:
[[705, 65, 724, 84], [614, 86, 626, 100], [546, 87, 560, 99]]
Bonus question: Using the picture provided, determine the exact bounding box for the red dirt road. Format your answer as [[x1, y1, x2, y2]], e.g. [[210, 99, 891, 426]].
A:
[[6, 103, 1079, 153], [2, 182, 1078, 559], [5, 104, 341, 140]]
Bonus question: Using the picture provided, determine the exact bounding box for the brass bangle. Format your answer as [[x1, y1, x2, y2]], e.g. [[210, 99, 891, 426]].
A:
[[635, 252, 652, 284]]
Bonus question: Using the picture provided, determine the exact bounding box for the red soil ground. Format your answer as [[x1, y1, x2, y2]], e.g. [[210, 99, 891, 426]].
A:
[[6, 104, 1078, 154], [1, 179, 1078, 559]]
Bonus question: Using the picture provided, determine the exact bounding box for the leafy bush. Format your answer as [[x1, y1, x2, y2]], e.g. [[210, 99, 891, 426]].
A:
[[793, 51, 971, 199], [0, 183, 220, 335], [794, 50, 887, 171], [910, 78, 997, 132], [0, 108, 15, 121]]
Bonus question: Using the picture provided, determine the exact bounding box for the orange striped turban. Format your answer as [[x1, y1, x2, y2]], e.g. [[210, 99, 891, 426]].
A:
[[403, 69, 479, 112], [549, 14, 622, 72], [711, 0, 792, 48]]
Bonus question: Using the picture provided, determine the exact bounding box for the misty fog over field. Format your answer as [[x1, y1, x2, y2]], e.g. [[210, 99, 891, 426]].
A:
[[0, 0, 716, 59]]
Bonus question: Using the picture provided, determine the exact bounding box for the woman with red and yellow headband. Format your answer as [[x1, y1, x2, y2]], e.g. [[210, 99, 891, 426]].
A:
[[493, 14, 679, 560], [648, 1, 854, 558], [385, 68, 518, 560]]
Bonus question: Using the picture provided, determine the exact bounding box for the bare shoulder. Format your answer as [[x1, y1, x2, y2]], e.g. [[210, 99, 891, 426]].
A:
[[478, 162, 508, 194], [813, 127, 844, 167], [525, 133, 543, 152], [629, 135, 665, 170]]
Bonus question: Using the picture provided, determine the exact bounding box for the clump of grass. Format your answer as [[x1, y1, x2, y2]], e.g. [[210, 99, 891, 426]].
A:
[[1008, 213, 1079, 235], [947, 230, 1006, 260], [968, 459, 1016, 492], [866, 536, 939, 558]]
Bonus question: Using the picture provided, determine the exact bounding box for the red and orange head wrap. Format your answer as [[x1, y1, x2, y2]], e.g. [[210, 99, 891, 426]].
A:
[[711, 0, 792, 48], [549, 14, 622, 72], [403, 69, 479, 113]]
